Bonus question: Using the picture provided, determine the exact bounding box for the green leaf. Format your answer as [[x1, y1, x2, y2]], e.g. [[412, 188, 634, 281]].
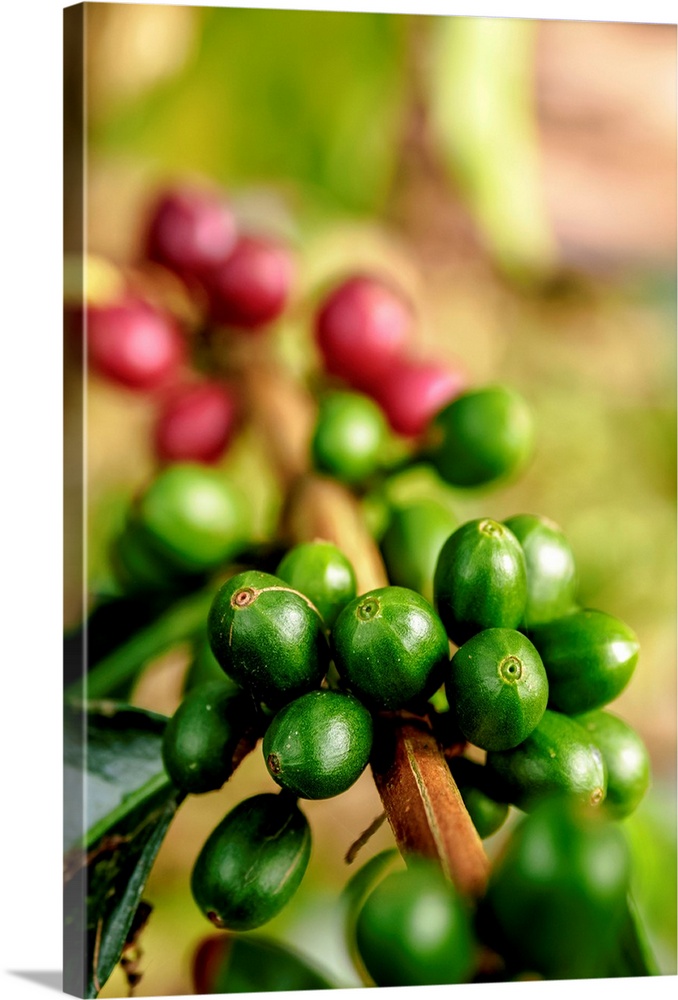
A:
[[64, 588, 213, 702], [64, 701, 181, 998], [427, 16, 557, 283]]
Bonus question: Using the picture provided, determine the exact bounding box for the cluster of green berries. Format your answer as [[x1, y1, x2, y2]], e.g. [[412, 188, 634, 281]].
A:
[[160, 507, 650, 978]]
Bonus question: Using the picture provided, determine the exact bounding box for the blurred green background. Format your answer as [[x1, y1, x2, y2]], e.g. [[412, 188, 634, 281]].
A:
[[65, 4, 676, 993]]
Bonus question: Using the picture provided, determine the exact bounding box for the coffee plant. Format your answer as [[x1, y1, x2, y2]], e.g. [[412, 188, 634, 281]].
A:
[[64, 175, 659, 998]]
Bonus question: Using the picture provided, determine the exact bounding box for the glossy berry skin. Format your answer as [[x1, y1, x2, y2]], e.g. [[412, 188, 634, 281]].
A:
[[191, 793, 311, 931], [428, 385, 534, 488], [485, 709, 607, 811], [263, 690, 373, 800], [87, 299, 185, 391], [447, 629, 548, 751], [154, 380, 239, 465], [503, 513, 578, 628], [380, 499, 458, 605], [433, 518, 527, 647], [144, 186, 238, 282], [331, 586, 450, 711], [482, 797, 631, 980], [208, 570, 329, 710], [162, 683, 256, 794], [529, 609, 639, 715], [311, 391, 389, 485], [354, 859, 475, 987], [205, 235, 294, 329], [573, 709, 651, 820], [449, 757, 509, 839], [276, 541, 357, 629], [371, 356, 466, 437], [137, 464, 250, 575], [314, 274, 413, 390]]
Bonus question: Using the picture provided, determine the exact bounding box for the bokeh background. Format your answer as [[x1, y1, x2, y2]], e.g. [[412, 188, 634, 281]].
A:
[[64, 3, 676, 994]]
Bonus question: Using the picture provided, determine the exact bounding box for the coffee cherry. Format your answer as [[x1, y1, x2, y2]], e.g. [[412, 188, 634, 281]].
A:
[[276, 540, 357, 628], [137, 464, 250, 574], [162, 683, 256, 794], [314, 274, 413, 389], [380, 498, 457, 605], [354, 858, 475, 987], [428, 385, 534, 488], [434, 518, 527, 647], [191, 792, 311, 931], [447, 629, 548, 751], [87, 298, 185, 391], [371, 356, 466, 437], [529, 610, 639, 715], [193, 935, 334, 994], [263, 690, 373, 799], [485, 709, 607, 811], [205, 235, 294, 328], [448, 757, 509, 839], [332, 586, 450, 710], [207, 570, 329, 709], [154, 380, 239, 465], [144, 186, 238, 281], [311, 391, 390, 485], [482, 797, 631, 979], [573, 709, 651, 820], [503, 513, 578, 628]]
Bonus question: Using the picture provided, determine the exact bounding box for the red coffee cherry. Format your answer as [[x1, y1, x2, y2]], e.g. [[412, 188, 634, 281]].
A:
[[144, 186, 238, 282], [86, 298, 186, 391], [205, 235, 294, 329], [372, 355, 467, 437], [154, 380, 239, 464], [314, 274, 413, 389]]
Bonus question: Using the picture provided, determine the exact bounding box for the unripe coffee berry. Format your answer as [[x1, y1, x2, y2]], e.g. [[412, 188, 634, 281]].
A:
[[503, 513, 578, 628], [276, 540, 357, 629]]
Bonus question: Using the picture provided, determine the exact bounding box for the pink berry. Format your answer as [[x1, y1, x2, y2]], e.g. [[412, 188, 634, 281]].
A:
[[87, 299, 186, 391], [205, 235, 294, 329], [154, 380, 239, 464], [373, 356, 467, 437], [314, 275, 413, 389], [145, 187, 238, 281]]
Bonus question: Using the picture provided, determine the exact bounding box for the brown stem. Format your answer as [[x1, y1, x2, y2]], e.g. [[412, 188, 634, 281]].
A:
[[371, 716, 490, 898]]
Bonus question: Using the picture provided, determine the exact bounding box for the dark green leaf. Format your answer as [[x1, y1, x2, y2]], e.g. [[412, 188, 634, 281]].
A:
[[64, 702, 182, 998]]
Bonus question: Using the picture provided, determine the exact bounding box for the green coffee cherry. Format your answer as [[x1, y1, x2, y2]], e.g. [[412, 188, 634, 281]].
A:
[[485, 709, 607, 811], [263, 690, 373, 799], [311, 391, 389, 485], [276, 540, 357, 629], [380, 498, 458, 604], [332, 586, 450, 710], [482, 797, 631, 979], [191, 792, 311, 931], [503, 513, 578, 628], [434, 518, 527, 647], [208, 570, 329, 710], [193, 935, 335, 994], [447, 629, 548, 751], [162, 682, 256, 794], [137, 463, 250, 574], [428, 385, 534, 488], [573, 709, 651, 820], [449, 757, 509, 839], [529, 609, 639, 715], [354, 858, 475, 986]]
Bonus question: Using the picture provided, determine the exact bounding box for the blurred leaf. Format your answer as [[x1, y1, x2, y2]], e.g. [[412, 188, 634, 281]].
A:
[[92, 7, 410, 215], [64, 702, 181, 997], [427, 16, 557, 281]]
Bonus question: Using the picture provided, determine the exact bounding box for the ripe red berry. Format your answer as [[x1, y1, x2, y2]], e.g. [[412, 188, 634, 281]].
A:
[[205, 235, 294, 329], [314, 275, 413, 389], [371, 356, 467, 437], [154, 380, 239, 464], [86, 299, 186, 391], [144, 187, 238, 282]]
